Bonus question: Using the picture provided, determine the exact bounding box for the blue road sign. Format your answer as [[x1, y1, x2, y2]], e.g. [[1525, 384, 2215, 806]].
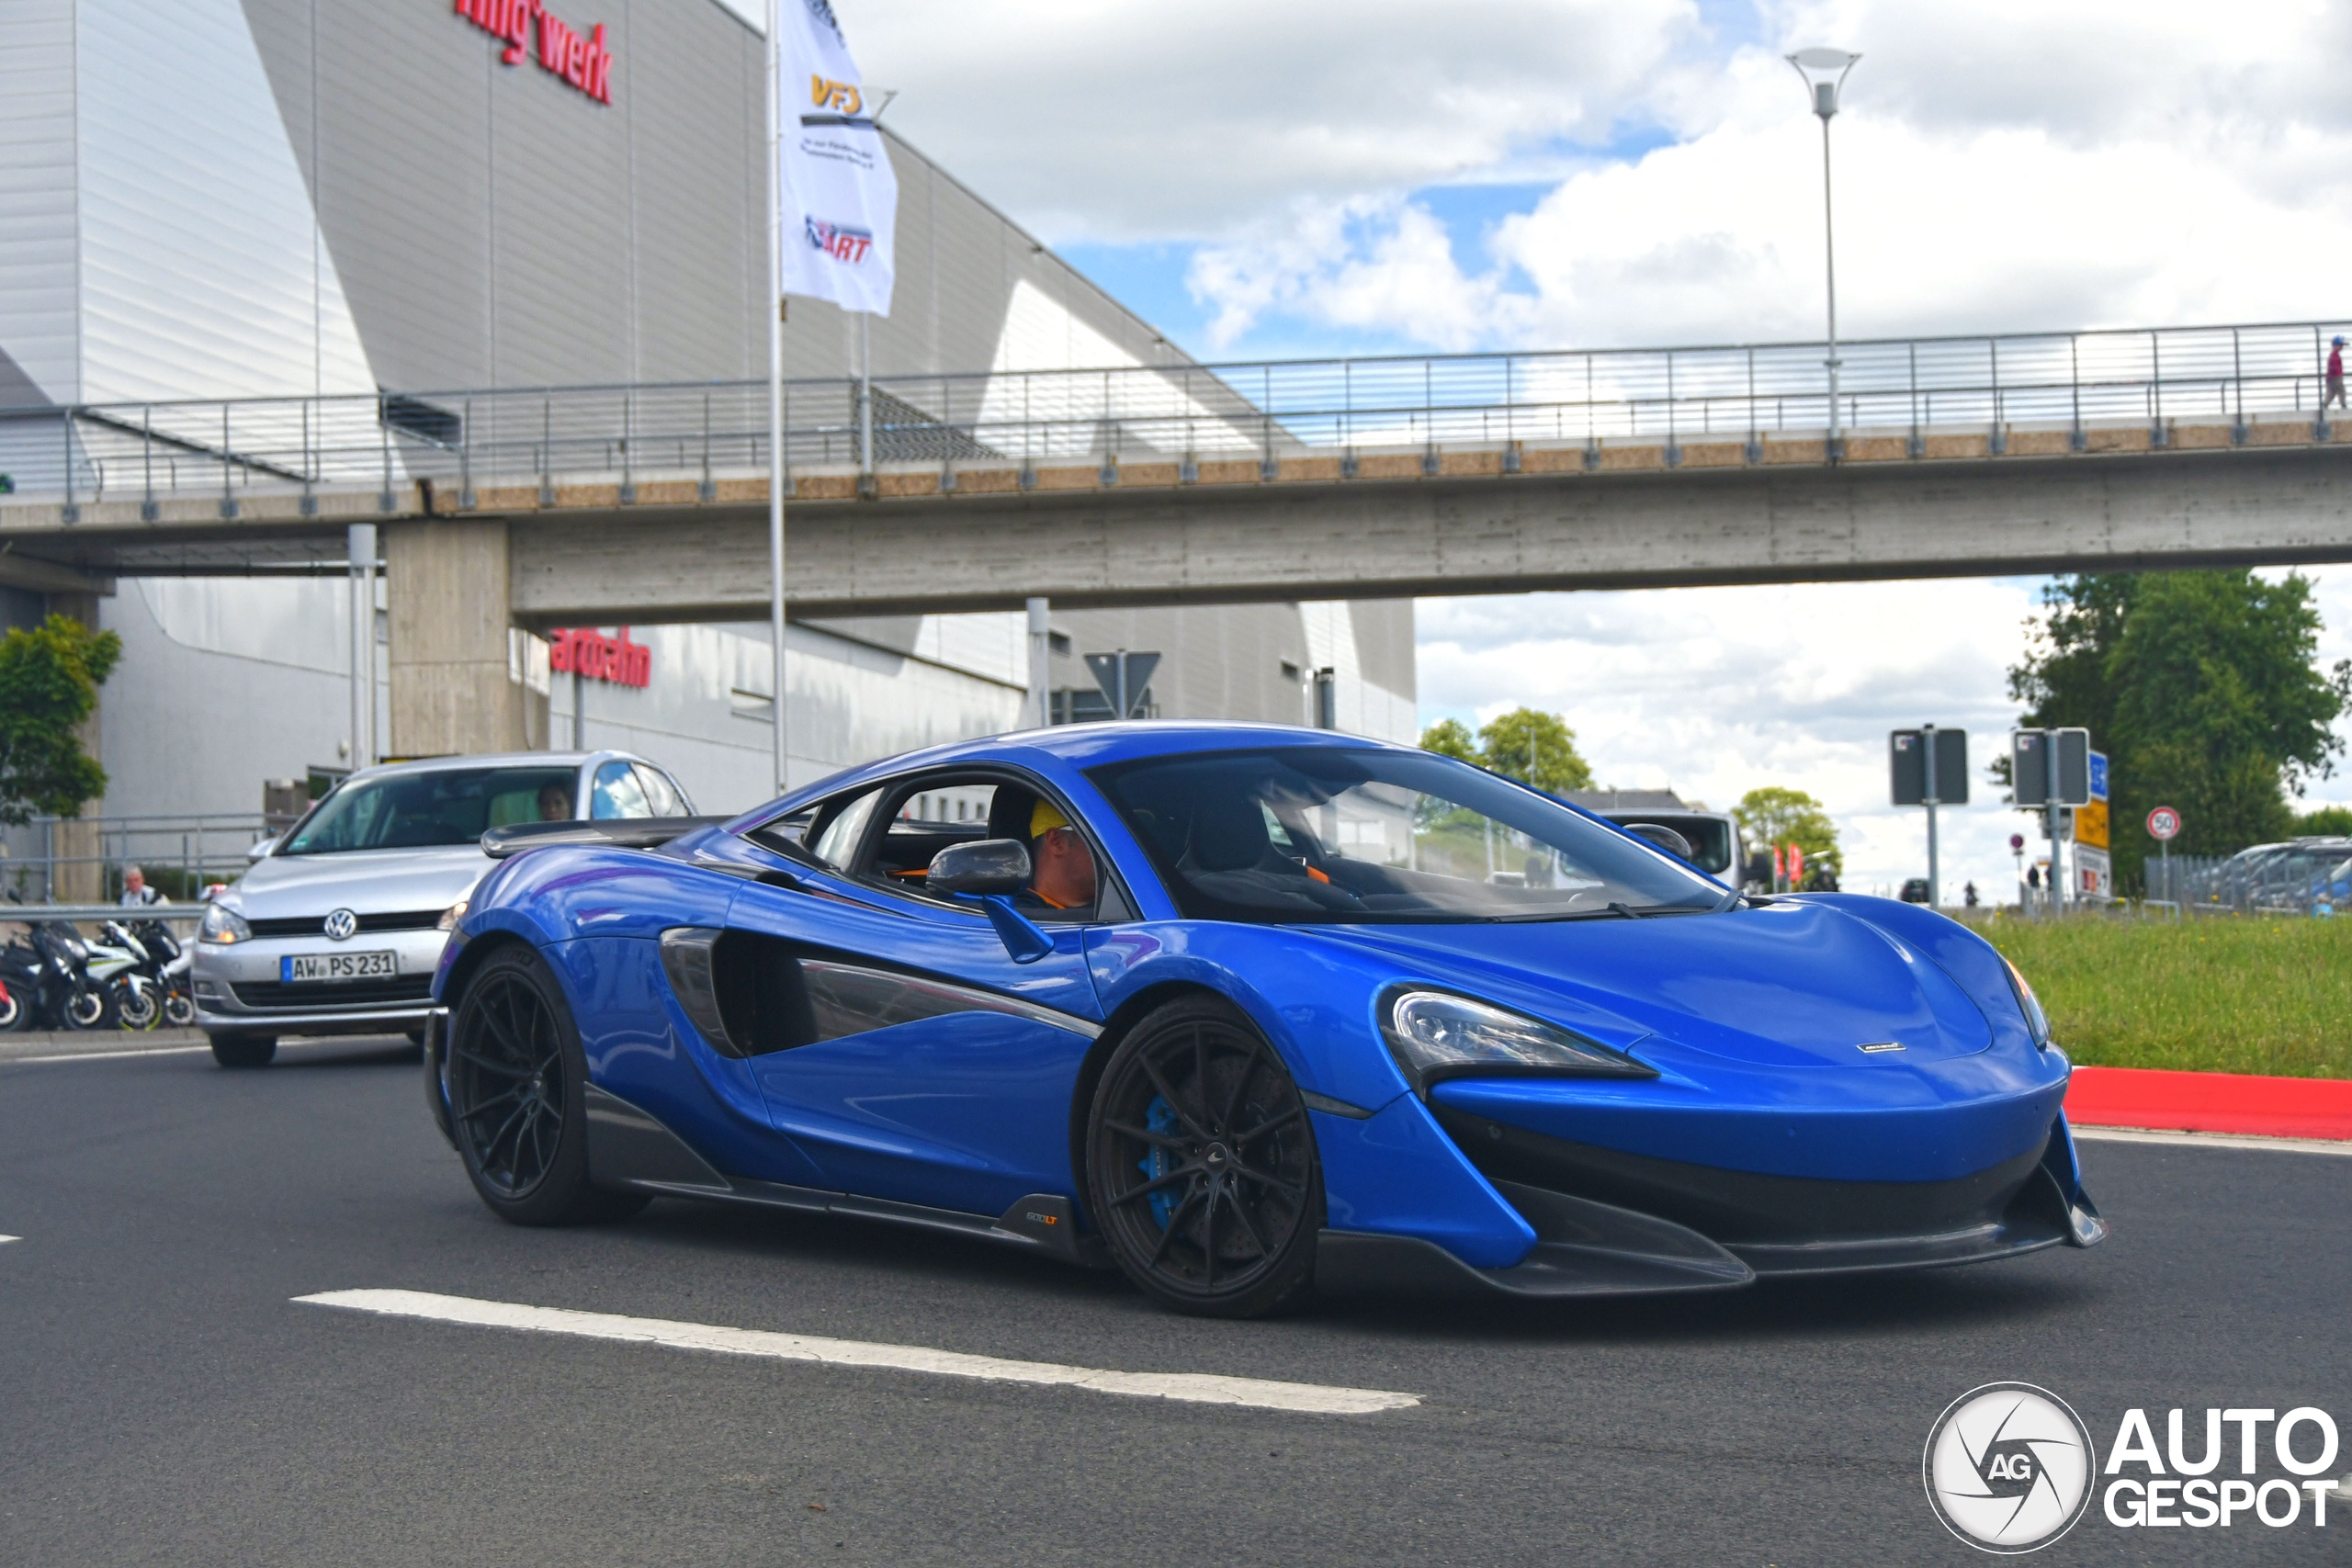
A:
[[2089, 750, 2109, 802]]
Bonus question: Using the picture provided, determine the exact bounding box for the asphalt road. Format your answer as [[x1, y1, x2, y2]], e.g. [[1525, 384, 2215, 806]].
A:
[[2, 1038, 2346, 1566]]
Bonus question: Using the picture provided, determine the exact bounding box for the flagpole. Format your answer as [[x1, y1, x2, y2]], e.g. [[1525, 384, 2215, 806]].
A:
[[765, 0, 788, 797]]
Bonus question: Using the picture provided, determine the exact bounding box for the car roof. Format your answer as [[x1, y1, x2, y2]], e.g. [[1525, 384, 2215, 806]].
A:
[[348, 750, 650, 782], [752, 722, 1424, 818]]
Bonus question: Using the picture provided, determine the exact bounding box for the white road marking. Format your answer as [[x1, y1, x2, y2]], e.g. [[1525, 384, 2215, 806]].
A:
[[2074, 1125, 2352, 1157], [0, 1236, 17, 1246], [295, 1289, 1420, 1416], [2, 1045, 214, 1065]]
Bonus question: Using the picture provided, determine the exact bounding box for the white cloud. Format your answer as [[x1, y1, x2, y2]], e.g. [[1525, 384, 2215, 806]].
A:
[[853, 0, 1702, 243], [1169, 0, 2352, 349], [1418, 578, 2053, 898]]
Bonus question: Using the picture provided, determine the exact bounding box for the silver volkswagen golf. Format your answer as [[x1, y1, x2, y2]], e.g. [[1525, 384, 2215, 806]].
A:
[[194, 750, 695, 1066]]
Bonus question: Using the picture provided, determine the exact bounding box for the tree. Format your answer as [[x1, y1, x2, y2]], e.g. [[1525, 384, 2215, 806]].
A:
[[1419, 718, 1477, 764], [1474, 707, 1593, 794], [1419, 709, 1594, 795], [0, 615, 119, 826], [2297, 805, 2352, 837], [2007, 570, 2351, 887], [1733, 786, 1843, 877]]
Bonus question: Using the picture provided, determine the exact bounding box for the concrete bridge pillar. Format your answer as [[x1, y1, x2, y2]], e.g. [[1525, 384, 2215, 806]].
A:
[[385, 519, 543, 758]]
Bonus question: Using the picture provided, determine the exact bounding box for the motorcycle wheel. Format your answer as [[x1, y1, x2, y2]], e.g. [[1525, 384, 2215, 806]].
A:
[[164, 990, 197, 1029], [115, 979, 160, 1032], [62, 988, 111, 1031], [0, 986, 28, 1032]]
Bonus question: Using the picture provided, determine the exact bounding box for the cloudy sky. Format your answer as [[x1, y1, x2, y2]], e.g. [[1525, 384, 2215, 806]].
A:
[[848, 0, 2352, 897]]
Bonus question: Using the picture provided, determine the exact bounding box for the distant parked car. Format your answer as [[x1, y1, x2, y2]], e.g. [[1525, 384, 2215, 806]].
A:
[[1900, 878, 1931, 904], [194, 750, 701, 1068]]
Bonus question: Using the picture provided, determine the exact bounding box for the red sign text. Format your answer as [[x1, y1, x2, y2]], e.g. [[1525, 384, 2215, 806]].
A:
[[549, 626, 650, 688], [455, 0, 614, 106]]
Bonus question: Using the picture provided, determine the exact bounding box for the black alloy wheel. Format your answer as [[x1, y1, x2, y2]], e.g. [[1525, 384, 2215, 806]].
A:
[[1084, 997, 1324, 1317], [163, 989, 196, 1029], [445, 946, 645, 1225]]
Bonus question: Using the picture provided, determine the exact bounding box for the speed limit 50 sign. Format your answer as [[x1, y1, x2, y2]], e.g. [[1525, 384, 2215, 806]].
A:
[[2147, 806, 2181, 840]]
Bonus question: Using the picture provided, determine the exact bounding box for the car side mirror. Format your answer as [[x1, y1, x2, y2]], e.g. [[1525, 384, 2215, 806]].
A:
[[1622, 822, 1693, 861], [246, 836, 277, 863], [926, 839, 1030, 897], [926, 840, 1054, 964]]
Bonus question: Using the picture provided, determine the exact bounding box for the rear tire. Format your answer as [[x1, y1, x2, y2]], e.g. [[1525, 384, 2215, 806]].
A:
[[209, 1033, 277, 1067], [1083, 996, 1323, 1318], [0, 984, 28, 1032], [445, 945, 646, 1225]]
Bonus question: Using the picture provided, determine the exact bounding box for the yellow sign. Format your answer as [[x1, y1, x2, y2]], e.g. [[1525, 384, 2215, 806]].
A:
[[2074, 799, 2109, 850]]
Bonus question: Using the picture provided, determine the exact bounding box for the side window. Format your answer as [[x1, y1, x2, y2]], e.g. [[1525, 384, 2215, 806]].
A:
[[633, 763, 691, 818], [591, 760, 651, 819], [806, 788, 883, 871]]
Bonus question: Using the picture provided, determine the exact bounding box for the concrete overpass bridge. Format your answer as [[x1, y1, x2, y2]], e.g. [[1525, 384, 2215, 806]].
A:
[[3, 317, 2348, 749]]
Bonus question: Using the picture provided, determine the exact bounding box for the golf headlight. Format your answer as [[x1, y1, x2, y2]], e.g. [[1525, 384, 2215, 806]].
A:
[[2003, 958, 2052, 1050], [436, 898, 469, 932], [1382, 990, 1655, 1091], [198, 902, 251, 944]]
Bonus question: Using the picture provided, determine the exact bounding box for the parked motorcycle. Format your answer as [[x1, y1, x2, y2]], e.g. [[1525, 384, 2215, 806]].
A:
[[128, 918, 195, 1028], [0, 932, 42, 1032], [95, 919, 165, 1031], [24, 920, 115, 1030]]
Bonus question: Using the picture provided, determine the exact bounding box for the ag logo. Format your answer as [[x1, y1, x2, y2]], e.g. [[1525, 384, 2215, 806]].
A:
[[323, 908, 358, 942], [1924, 1383, 2097, 1553]]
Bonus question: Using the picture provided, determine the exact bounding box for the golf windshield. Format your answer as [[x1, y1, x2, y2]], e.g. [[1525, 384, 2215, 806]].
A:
[[278, 767, 579, 854], [1087, 747, 1727, 923]]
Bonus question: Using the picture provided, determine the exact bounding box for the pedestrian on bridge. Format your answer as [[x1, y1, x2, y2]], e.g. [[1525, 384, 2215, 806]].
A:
[[2330, 336, 2347, 411]]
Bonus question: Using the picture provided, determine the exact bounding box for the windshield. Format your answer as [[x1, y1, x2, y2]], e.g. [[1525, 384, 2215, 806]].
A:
[[279, 766, 579, 854], [1087, 746, 1726, 923]]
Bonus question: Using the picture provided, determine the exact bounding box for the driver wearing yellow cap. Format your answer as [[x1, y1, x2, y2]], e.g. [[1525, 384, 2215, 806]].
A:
[[1019, 799, 1097, 917]]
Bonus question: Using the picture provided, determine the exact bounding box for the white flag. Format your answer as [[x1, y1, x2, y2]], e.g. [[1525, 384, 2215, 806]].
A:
[[775, 0, 897, 317]]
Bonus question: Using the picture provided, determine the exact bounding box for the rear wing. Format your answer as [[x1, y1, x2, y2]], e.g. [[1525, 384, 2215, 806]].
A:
[[480, 816, 733, 860]]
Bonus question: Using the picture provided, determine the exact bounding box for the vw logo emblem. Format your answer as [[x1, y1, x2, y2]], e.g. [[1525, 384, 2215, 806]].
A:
[[323, 908, 359, 942]]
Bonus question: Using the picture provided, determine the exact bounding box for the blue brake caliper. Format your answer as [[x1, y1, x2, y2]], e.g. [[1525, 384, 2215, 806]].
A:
[[1139, 1095, 1181, 1229]]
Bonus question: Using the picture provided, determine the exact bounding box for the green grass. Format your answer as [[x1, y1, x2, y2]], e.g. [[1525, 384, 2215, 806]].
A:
[[1968, 913, 2352, 1078]]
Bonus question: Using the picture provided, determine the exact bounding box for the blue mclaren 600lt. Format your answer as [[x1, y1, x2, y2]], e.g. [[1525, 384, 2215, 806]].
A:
[[423, 723, 2104, 1317]]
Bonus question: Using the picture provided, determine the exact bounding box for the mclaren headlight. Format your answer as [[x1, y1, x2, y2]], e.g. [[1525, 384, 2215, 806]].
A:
[[2003, 957, 2052, 1050], [198, 902, 252, 945], [1381, 989, 1656, 1092]]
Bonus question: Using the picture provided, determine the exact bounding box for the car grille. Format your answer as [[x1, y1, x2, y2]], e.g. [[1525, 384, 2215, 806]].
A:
[[245, 910, 446, 938], [230, 976, 435, 1010]]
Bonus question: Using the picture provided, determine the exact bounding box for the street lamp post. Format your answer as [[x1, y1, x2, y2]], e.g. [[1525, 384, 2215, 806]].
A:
[[1788, 48, 1860, 464]]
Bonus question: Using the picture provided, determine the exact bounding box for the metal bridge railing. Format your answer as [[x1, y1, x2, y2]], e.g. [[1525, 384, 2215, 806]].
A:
[[2, 319, 2346, 512], [0, 814, 270, 903]]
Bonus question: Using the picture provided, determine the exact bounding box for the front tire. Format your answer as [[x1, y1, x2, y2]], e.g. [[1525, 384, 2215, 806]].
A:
[[1084, 997, 1323, 1318], [209, 1032, 277, 1067], [445, 945, 645, 1225], [115, 978, 161, 1032]]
